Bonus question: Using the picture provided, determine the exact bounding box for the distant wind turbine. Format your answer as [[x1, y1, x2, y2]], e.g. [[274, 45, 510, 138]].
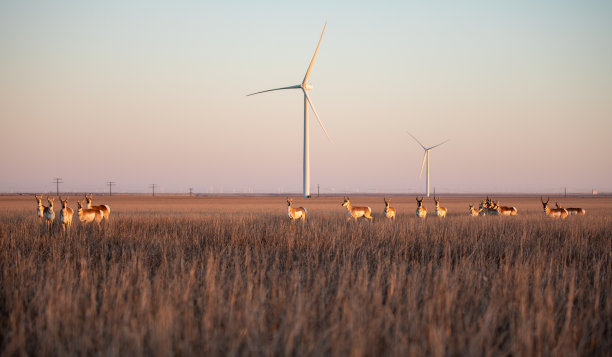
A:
[[247, 22, 331, 198], [407, 132, 449, 197]]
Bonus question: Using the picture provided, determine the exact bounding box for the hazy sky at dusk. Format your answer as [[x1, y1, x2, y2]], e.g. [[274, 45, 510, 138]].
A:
[[1, 0, 611, 194]]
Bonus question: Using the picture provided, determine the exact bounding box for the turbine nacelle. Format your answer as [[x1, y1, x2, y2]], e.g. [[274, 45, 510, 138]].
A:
[[302, 83, 313, 90]]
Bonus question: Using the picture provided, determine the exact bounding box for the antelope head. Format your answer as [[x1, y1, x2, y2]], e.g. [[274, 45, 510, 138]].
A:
[[35, 194, 43, 205], [286, 198, 292, 207], [47, 197, 55, 209], [416, 196, 424, 207], [60, 197, 69, 209], [384, 197, 390, 207], [541, 196, 550, 210], [341, 197, 350, 207]]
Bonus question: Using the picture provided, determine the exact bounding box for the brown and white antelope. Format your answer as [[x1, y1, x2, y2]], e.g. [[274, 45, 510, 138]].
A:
[[468, 204, 481, 217], [434, 195, 447, 218], [286, 198, 307, 220], [556, 202, 586, 216], [43, 197, 55, 231], [416, 196, 427, 219], [59, 197, 74, 232], [341, 197, 373, 221], [541, 197, 568, 219], [492, 201, 518, 216], [479, 197, 499, 216], [85, 194, 110, 219], [35, 194, 44, 219], [383, 197, 396, 220], [77, 200, 104, 224]]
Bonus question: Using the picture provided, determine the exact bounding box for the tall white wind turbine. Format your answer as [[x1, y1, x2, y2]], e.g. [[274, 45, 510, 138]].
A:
[[407, 132, 449, 197], [247, 23, 331, 198]]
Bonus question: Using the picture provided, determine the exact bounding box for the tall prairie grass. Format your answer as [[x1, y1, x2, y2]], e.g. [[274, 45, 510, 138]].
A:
[[0, 196, 610, 356]]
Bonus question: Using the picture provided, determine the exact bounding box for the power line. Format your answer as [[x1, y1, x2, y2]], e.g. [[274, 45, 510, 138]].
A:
[[107, 181, 116, 196], [149, 184, 157, 197], [52, 178, 63, 196]]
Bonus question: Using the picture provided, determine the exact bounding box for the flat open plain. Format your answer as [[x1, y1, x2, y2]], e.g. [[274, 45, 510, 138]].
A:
[[0, 194, 610, 356], [2, 194, 611, 216]]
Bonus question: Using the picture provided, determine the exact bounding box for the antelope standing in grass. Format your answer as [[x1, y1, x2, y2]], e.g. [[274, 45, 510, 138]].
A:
[[556, 202, 586, 216], [434, 195, 447, 218], [541, 197, 568, 219], [35, 194, 44, 219], [416, 197, 427, 219], [341, 197, 373, 221], [383, 197, 396, 220], [492, 201, 518, 216], [479, 197, 499, 216], [77, 200, 104, 224], [286, 198, 307, 221], [468, 204, 481, 217], [85, 194, 110, 219], [59, 197, 74, 232], [43, 197, 55, 232]]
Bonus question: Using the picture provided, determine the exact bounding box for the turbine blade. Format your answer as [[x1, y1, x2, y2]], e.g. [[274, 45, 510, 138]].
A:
[[302, 22, 327, 86], [246, 85, 301, 96], [428, 139, 450, 150], [419, 151, 427, 178], [406, 131, 426, 150], [303, 89, 332, 142]]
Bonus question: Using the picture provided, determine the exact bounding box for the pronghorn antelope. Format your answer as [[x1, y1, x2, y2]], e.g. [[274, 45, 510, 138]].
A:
[[479, 197, 499, 216], [383, 197, 396, 220], [434, 195, 447, 218], [541, 197, 568, 219], [286, 198, 307, 220], [43, 197, 55, 231], [35, 194, 44, 219], [341, 197, 373, 221], [468, 204, 481, 217], [492, 200, 518, 216], [84, 194, 110, 219], [59, 197, 74, 232], [556, 202, 586, 216], [415, 196, 427, 219], [77, 200, 104, 224]]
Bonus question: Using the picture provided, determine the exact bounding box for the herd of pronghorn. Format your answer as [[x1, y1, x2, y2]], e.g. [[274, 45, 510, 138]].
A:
[[34, 194, 586, 231], [287, 196, 586, 221], [35, 194, 110, 232]]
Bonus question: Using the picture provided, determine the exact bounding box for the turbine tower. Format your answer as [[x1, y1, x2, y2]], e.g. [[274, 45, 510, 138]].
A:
[[407, 132, 449, 197], [247, 22, 331, 198]]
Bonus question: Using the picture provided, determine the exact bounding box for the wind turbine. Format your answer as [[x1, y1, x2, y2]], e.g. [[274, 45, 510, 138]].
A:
[[247, 22, 331, 198], [407, 132, 449, 197]]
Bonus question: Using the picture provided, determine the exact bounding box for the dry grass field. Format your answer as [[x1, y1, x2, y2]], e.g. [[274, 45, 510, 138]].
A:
[[0, 194, 610, 356]]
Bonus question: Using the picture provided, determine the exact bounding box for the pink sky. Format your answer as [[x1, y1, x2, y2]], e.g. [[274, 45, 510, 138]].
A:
[[1, 1, 611, 194]]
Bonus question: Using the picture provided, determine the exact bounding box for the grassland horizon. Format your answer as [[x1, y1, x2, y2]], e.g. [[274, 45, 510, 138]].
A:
[[1, 195, 610, 356]]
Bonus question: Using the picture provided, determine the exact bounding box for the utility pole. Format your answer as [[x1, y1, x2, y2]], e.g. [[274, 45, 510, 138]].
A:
[[317, 184, 320, 198], [107, 181, 115, 196], [52, 178, 63, 196], [149, 184, 157, 197], [189, 187, 193, 197], [564, 187, 567, 197]]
